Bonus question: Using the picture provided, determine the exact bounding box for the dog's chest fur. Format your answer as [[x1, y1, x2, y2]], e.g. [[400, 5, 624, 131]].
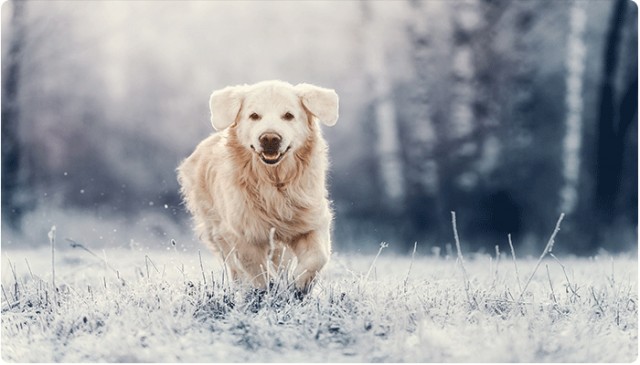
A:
[[234, 163, 322, 243]]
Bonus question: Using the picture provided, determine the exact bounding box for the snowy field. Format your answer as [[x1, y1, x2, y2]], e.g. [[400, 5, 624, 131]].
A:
[[1, 238, 637, 362]]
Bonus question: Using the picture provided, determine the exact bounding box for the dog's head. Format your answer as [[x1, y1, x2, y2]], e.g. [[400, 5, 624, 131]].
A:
[[209, 80, 338, 166]]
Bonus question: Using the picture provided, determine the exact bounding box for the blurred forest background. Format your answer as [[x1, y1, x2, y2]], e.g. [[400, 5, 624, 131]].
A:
[[1, 0, 637, 255]]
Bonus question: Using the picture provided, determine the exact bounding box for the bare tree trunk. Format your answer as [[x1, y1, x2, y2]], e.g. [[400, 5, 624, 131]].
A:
[[449, 0, 479, 142], [401, 0, 446, 243], [360, 2, 405, 210], [593, 0, 636, 247], [559, 0, 587, 215], [2, 1, 27, 229]]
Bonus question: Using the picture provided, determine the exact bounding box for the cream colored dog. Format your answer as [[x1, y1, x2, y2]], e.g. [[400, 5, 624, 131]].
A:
[[177, 80, 338, 294]]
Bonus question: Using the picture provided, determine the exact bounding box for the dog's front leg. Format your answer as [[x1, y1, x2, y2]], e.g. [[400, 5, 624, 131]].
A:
[[291, 229, 330, 294], [236, 243, 270, 289]]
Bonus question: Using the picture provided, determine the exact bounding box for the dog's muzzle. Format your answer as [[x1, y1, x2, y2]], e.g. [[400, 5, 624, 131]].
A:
[[252, 133, 290, 165]]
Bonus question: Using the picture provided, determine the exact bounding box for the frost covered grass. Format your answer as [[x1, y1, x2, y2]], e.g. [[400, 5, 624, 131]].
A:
[[1, 229, 637, 362]]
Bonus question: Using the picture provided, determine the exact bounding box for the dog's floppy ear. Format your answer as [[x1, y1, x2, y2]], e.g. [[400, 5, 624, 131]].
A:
[[295, 83, 339, 126], [209, 85, 246, 131]]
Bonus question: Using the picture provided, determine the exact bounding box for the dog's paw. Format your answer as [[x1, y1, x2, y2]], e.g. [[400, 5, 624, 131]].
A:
[[244, 287, 267, 313], [293, 288, 307, 302]]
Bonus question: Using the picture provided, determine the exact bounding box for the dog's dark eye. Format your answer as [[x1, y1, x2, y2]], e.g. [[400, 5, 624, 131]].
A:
[[249, 113, 261, 121], [282, 112, 294, 121]]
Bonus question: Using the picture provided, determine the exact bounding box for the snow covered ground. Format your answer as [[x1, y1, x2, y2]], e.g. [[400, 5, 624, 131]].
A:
[[1, 240, 637, 362]]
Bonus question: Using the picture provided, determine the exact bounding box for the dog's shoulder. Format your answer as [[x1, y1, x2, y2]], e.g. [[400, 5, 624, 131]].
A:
[[177, 132, 229, 216], [180, 132, 225, 168], [193, 132, 226, 159], [177, 132, 228, 192]]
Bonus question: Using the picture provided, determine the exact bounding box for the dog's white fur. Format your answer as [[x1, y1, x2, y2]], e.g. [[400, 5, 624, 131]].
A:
[[177, 80, 338, 292]]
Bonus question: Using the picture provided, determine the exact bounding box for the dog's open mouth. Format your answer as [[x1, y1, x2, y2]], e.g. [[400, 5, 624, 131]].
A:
[[260, 151, 284, 165], [252, 146, 291, 165]]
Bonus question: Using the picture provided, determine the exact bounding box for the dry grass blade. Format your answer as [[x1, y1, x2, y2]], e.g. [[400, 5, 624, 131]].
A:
[[24, 258, 34, 280], [365, 242, 388, 281], [145, 255, 160, 279], [546, 264, 557, 304], [221, 246, 237, 288], [451, 211, 472, 305], [48, 226, 56, 289], [591, 287, 605, 314], [508, 234, 523, 293], [7, 257, 18, 285], [549, 253, 580, 299], [1, 284, 13, 307], [517, 213, 565, 302], [403, 242, 418, 292], [67, 238, 118, 273], [491, 244, 500, 287], [198, 250, 207, 285]]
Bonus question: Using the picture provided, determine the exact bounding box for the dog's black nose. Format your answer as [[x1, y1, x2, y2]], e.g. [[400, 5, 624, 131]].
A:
[[259, 133, 282, 153]]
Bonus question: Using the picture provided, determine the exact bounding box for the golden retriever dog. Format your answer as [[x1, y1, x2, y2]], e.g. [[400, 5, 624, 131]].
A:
[[177, 80, 338, 295]]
